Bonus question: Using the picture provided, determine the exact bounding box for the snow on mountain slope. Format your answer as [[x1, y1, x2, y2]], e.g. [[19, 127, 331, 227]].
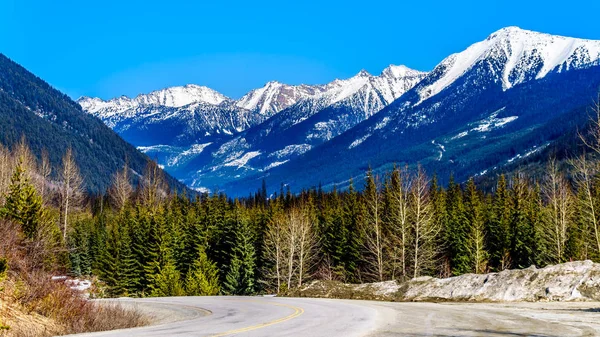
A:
[[223, 27, 600, 196], [236, 81, 327, 116], [78, 84, 228, 125], [417, 26, 600, 104], [179, 65, 427, 190]]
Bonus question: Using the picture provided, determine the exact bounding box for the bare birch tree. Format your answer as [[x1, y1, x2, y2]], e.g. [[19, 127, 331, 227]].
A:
[[264, 204, 318, 291], [263, 211, 286, 292], [542, 158, 574, 263], [384, 165, 412, 279], [39, 149, 52, 205], [0, 145, 13, 204], [296, 206, 318, 287], [361, 169, 385, 281], [571, 154, 599, 258], [410, 166, 438, 278], [140, 159, 168, 211], [108, 162, 133, 211], [573, 96, 600, 258], [59, 147, 84, 240]]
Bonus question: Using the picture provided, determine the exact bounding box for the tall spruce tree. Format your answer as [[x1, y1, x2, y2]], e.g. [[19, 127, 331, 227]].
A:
[[464, 178, 488, 274], [223, 202, 256, 295], [185, 246, 220, 296], [4, 160, 43, 239]]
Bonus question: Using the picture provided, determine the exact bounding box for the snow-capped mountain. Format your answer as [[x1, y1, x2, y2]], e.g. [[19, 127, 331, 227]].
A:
[[416, 26, 600, 104], [235, 81, 327, 116], [79, 64, 426, 189], [218, 27, 600, 195], [80, 26, 600, 195], [79, 84, 228, 127], [178, 65, 426, 190]]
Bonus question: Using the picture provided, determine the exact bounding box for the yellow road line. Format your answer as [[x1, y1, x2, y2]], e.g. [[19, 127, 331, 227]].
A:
[[211, 300, 305, 337]]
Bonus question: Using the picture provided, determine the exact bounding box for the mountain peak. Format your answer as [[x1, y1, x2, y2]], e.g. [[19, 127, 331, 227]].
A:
[[355, 69, 371, 77], [416, 27, 600, 103], [489, 26, 525, 36], [381, 64, 425, 79]]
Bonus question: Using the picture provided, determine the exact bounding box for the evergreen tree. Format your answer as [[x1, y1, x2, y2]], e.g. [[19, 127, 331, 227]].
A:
[[509, 174, 537, 268], [488, 174, 512, 270], [223, 203, 256, 295], [445, 177, 471, 275], [149, 255, 185, 297], [185, 246, 220, 296], [464, 178, 488, 274], [341, 179, 363, 282], [4, 160, 43, 239]]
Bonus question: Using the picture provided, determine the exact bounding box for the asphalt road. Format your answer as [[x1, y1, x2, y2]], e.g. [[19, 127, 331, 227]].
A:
[[71, 296, 600, 337]]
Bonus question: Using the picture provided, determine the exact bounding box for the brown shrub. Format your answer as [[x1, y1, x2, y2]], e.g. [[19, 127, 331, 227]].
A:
[[0, 220, 148, 336]]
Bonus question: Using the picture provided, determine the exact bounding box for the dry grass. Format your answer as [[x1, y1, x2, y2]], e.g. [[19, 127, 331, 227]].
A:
[[0, 220, 148, 336]]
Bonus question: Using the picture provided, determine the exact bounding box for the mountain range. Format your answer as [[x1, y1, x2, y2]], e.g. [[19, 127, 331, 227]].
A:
[[79, 27, 600, 195]]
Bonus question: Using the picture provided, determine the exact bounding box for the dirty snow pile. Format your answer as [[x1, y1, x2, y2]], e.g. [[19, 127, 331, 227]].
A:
[[401, 260, 600, 302], [295, 261, 600, 302]]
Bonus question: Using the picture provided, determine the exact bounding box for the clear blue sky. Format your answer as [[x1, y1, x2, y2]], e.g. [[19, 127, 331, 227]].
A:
[[2, 0, 600, 100]]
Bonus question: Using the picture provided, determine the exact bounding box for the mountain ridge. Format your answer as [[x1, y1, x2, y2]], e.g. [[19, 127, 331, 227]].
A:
[[78, 26, 600, 195]]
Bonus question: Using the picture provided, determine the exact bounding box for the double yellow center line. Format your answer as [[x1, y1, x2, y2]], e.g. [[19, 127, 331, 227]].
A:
[[211, 300, 305, 336]]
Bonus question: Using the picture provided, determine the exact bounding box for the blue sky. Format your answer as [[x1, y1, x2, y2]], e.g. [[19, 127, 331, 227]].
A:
[[2, 0, 600, 100]]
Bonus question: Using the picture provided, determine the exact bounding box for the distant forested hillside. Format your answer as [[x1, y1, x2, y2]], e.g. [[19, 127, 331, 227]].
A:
[[0, 54, 183, 192]]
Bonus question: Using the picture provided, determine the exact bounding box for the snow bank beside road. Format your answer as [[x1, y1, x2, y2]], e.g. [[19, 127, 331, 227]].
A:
[[294, 261, 600, 302]]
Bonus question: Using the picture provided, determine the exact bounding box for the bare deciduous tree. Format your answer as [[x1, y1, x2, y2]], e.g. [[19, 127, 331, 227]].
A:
[[0, 145, 14, 204], [59, 147, 84, 240], [39, 149, 52, 205], [263, 211, 286, 292], [361, 170, 385, 281], [263, 204, 318, 291], [410, 166, 438, 278], [385, 165, 412, 279], [140, 159, 168, 211], [109, 163, 133, 211], [542, 158, 574, 263], [296, 206, 318, 287]]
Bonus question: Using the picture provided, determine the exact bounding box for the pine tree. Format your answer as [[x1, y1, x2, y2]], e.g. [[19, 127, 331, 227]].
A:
[[430, 175, 450, 277], [464, 178, 488, 274], [488, 174, 512, 270], [509, 174, 537, 268], [341, 179, 363, 282], [149, 255, 185, 297], [445, 177, 471, 275], [223, 203, 256, 295], [185, 246, 220, 296], [4, 160, 43, 239]]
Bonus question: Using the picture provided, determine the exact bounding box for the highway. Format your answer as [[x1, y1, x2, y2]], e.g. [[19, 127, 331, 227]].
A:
[[71, 296, 600, 336]]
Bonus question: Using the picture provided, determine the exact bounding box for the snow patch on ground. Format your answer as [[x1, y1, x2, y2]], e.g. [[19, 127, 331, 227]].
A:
[[432, 140, 445, 160], [223, 151, 261, 168], [167, 143, 212, 166], [349, 134, 371, 149], [268, 144, 312, 159], [450, 108, 518, 140], [507, 143, 549, 163], [264, 160, 289, 171]]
